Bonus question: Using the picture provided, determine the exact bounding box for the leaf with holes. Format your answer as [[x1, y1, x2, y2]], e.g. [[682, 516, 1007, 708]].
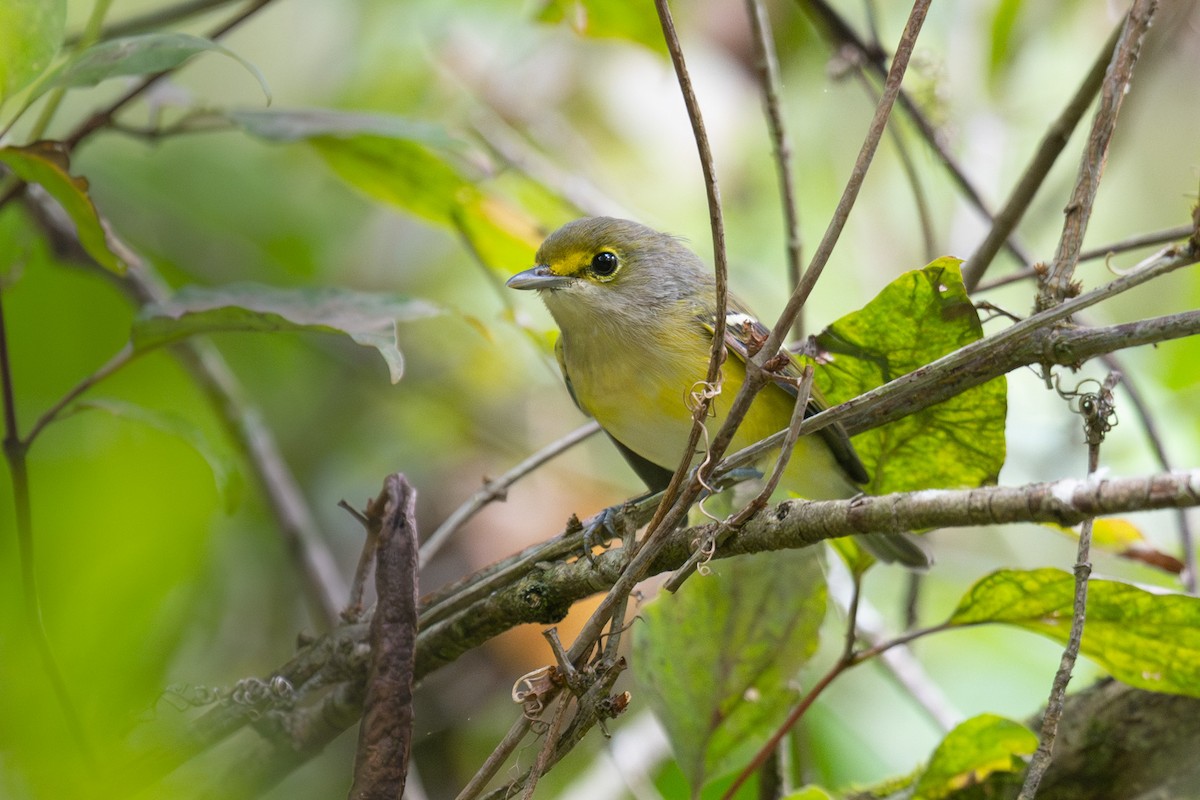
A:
[[812, 258, 1007, 495]]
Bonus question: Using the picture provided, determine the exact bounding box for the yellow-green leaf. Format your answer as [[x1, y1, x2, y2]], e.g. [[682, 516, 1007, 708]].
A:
[[913, 714, 1037, 800], [0, 142, 126, 274], [949, 568, 1200, 697], [535, 0, 667, 52]]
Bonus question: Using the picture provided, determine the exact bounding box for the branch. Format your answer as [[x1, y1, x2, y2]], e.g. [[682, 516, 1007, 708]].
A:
[[138, 468, 1200, 797]]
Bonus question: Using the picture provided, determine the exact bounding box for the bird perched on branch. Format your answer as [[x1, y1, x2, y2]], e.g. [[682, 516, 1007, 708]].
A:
[[507, 216, 928, 568]]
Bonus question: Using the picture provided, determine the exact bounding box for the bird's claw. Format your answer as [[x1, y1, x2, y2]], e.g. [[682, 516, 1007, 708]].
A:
[[580, 506, 623, 564]]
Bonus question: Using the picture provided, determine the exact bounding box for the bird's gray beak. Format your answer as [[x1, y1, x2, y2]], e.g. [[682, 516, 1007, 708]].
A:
[[506, 265, 573, 291]]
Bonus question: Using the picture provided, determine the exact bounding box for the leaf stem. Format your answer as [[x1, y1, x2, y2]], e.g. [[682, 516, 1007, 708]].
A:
[[0, 289, 95, 767]]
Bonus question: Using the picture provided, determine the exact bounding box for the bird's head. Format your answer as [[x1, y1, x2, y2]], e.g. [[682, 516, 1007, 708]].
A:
[[506, 217, 709, 327]]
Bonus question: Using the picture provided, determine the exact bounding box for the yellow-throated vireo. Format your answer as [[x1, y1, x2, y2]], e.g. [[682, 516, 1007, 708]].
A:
[[507, 217, 928, 568]]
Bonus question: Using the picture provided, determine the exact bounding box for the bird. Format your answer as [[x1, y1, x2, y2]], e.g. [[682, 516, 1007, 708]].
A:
[[506, 216, 928, 568]]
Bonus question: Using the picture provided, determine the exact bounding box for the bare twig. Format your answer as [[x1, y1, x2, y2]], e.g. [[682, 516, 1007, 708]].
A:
[[642, 0, 729, 543], [454, 713, 542, 800], [1019, 373, 1119, 799], [22, 344, 138, 444], [798, 0, 1033, 269], [66, 0, 243, 44], [962, 21, 1125, 290], [521, 694, 572, 800], [420, 421, 601, 567], [976, 224, 1195, 291], [762, 0, 931, 361], [1035, 0, 1160, 310], [744, 0, 805, 337]]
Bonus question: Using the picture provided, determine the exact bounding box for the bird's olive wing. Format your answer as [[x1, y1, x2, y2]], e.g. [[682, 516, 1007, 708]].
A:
[[700, 309, 870, 486]]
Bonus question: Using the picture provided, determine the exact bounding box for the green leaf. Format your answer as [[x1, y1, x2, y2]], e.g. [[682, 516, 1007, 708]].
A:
[[633, 550, 826, 792], [133, 283, 445, 383], [0, 142, 127, 274], [813, 258, 1006, 494], [0, 0, 65, 103], [949, 568, 1200, 697], [913, 714, 1037, 800], [535, 0, 668, 52], [76, 398, 244, 513], [42, 32, 270, 102]]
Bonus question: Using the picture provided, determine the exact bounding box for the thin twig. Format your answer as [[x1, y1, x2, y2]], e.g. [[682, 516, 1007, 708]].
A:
[[798, 0, 1032, 269], [521, 695, 573, 800], [1035, 0, 1160, 310], [761, 0, 932, 362], [962, 21, 1125, 291], [826, 563, 961, 731], [66, 0, 243, 44], [420, 421, 601, 567], [744, 0, 805, 337], [975, 224, 1195, 292], [641, 0, 729, 544], [1018, 373, 1118, 798], [454, 713, 540, 800], [22, 343, 139, 445]]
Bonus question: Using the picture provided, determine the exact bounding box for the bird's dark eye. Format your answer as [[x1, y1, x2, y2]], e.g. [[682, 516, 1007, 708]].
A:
[[590, 251, 619, 277]]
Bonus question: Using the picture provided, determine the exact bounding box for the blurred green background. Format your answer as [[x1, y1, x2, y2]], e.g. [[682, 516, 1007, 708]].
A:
[[1, 0, 1198, 798]]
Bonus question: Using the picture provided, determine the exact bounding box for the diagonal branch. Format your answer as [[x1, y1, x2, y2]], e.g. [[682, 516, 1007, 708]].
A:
[[1035, 0, 1161, 310]]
